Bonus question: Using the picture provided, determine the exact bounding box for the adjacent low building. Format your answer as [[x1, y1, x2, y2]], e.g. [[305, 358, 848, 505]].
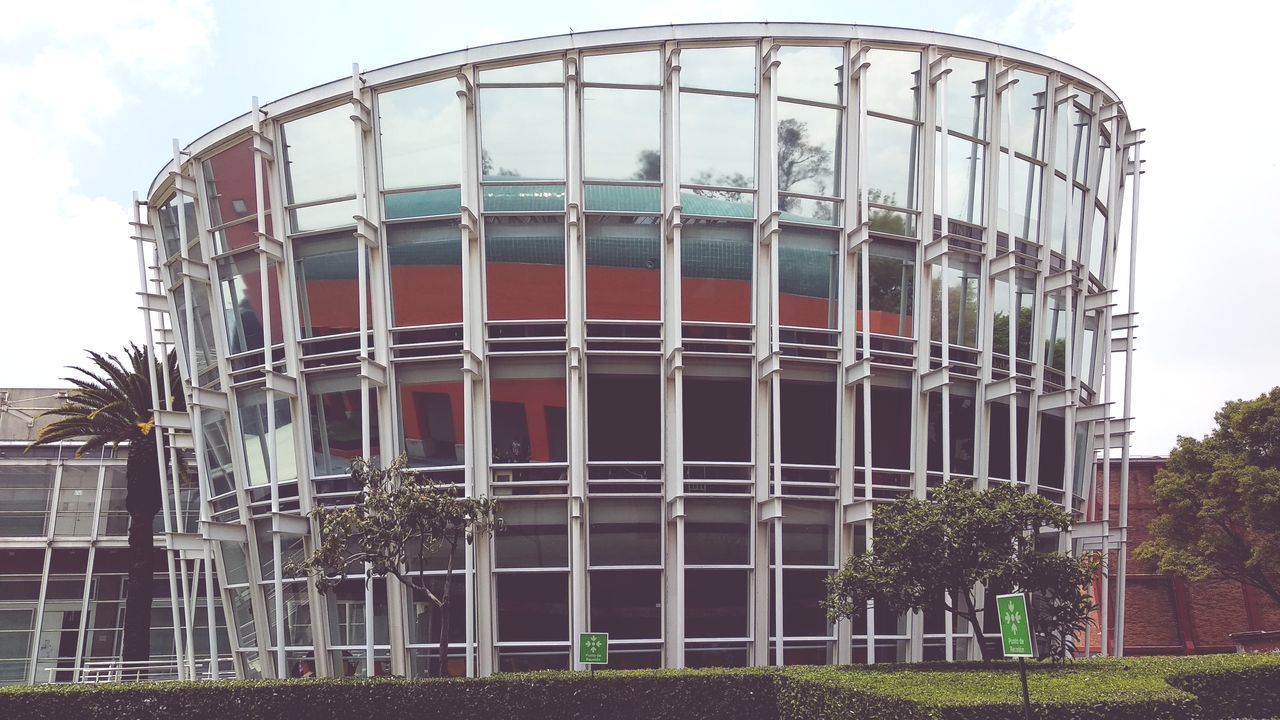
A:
[[130, 22, 1142, 679]]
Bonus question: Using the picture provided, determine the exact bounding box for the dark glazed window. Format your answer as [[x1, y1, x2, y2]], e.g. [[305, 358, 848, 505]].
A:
[[685, 499, 751, 566], [686, 569, 750, 638], [870, 384, 912, 470], [585, 216, 661, 321], [396, 362, 464, 468], [496, 573, 569, 641], [387, 220, 462, 327], [587, 358, 660, 461], [683, 363, 751, 462], [1038, 412, 1066, 489], [588, 499, 662, 566], [495, 500, 568, 569], [780, 374, 836, 466], [489, 357, 567, 464], [589, 570, 661, 639], [926, 388, 977, 476]]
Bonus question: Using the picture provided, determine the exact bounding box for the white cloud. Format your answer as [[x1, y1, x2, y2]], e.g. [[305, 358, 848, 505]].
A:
[[0, 0, 214, 386]]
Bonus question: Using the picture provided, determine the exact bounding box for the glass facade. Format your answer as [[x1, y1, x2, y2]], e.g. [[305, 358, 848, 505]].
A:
[[129, 24, 1140, 678]]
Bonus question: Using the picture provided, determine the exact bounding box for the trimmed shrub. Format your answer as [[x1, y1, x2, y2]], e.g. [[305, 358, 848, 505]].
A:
[[1165, 654, 1280, 720]]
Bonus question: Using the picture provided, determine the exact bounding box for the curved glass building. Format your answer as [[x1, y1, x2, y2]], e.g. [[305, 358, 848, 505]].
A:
[[134, 22, 1142, 680]]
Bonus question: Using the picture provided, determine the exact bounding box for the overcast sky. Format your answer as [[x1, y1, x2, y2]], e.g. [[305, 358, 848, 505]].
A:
[[2, 0, 1277, 455]]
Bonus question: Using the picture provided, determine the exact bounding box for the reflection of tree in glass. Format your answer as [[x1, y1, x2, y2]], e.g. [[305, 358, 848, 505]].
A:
[[480, 150, 519, 179], [632, 150, 661, 182], [866, 255, 914, 315], [930, 271, 980, 346], [778, 118, 831, 202], [992, 307, 1035, 359], [866, 189, 910, 236]]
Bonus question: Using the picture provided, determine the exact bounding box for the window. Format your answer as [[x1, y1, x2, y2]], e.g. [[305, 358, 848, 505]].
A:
[[307, 372, 380, 477], [484, 216, 565, 321], [292, 232, 366, 338], [778, 227, 839, 329], [681, 220, 752, 323], [396, 361, 464, 468], [489, 357, 567, 464], [683, 361, 751, 462], [281, 105, 358, 232], [387, 220, 463, 327], [587, 358, 660, 461], [585, 216, 661, 321]]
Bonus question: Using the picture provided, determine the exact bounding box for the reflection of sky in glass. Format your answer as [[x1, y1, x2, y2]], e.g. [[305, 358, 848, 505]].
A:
[[283, 105, 356, 204], [1006, 70, 1046, 159], [997, 151, 1040, 240], [583, 51, 659, 85], [583, 88, 659, 181], [864, 115, 917, 208], [777, 46, 843, 103], [479, 87, 564, 180], [478, 59, 561, 83], [942, 135, 983, 224], [864, 49, 920, 119], [680, 92, 754, 187], [778, 101, 839, 196], [945, 58, 987, 137], [680, 46, 755, 92], [378, 80, 460, 190]]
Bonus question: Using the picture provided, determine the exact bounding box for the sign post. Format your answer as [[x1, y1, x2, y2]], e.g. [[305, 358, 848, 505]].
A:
[[996, 592, 1035, 720], [577, 632, 608, 676]]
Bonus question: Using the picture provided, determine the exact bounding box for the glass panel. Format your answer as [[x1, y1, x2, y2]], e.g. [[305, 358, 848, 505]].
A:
[[587, 358, 660, 461], [385, 187, 463, 219], [777, 101, 839, 197], [681, 93, 755, 188], [237, 389, 298, 487], [53, 466, 98, 536], [681, 188, 754, 218], [780, 372, 837, 466], [590, 570, 661, 639], [679, 46, 755, 92], [203, 137, 262, 229], [585, 215, 661, 321], [943, 135, 984, 225], [864, 116, 918, 210], [870, 383, 912, 470], [926, 388, 978, 476], [583, 87, 660, 182], [583, 51, 659, 85], [482, 184, 565, 213], [378, 79, 461, 190], [992, 272, 1035, 360], [282, 105, 356, 205], [686, 569, 749, 638], [861, 241, 916, 338], [777, 46, 843, 103], [865, 49, 920, 119], [157, 193, 198, 259], [1038, 412, 1066, 489], [776, 569, 832, 638], [930, 256, 981, 348], [325, 579, 389, 649], [685, 499, 751, 565], [496, 500, 568, 568], [997, 152, 1041, 242], [202, 409, 237, 498], [484, 215, 565, 321], [218, 251, 284, 354], [945, 58, 987, 138], [780, 196, 837, 225], [480, 87, 564, 181], [387, 219, 463, 327], [781, 501, 834, 566], [588, 499, 661, 566], [263, 581, 312, 646], [406, 577, 465, 645], [174, 283, 219, 387], [1043, 291, 1070, 372], [1049, 175, 1068, 255], [683, 363, 751, 463], [681, 220, 752, 323], [478, 59, 562, 84], [584, 184, 661, 213], [489, 357, 567, 464], [97, 467, 129, 536], [1088, 207, 1107, 279], [496, 573, 569, 641], [779, 226, 838, 329], [308, 373, 380, 476], [1007, 70, 1047, 160], [396, 362, 465, 468], [292, 231, 365, 338]]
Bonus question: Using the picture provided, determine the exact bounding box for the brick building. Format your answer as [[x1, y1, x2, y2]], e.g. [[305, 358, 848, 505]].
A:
[[1089, 456, 1280, 655]]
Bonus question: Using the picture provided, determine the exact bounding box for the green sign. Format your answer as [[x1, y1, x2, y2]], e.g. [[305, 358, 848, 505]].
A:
[[578, 632, 609, 665], [996, 593, 1035, 658]]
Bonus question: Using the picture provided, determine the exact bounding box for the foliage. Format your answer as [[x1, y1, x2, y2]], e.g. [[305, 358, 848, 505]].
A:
[[1135, 387, 1280, 606], [27, 344, 183, 665], [823, 479, 1093, 661], [293, 455, 497, 676], [633, 149, 661, 182], [4, 656, 1279, 720]]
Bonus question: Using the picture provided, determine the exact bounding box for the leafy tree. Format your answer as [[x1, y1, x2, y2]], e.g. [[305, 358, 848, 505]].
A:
[[294, 455, 498, 677], [1135, 387, 1280, 606], [823, 479, 1095, 661], [866, 189, 910, 236], [777, 118, 832, 205], [29, 345, 184, 667]]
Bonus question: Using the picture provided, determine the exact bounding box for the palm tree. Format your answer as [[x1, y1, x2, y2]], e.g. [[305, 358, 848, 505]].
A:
[[28, 344, 184, 669]]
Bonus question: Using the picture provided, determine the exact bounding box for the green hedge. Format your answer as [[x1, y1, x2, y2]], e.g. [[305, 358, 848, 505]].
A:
[[2, 655, 1277, 720]]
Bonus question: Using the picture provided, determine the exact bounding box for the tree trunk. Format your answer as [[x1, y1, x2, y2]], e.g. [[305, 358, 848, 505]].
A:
[[436, 543, 456, 678], [122, 511, 156, 673]]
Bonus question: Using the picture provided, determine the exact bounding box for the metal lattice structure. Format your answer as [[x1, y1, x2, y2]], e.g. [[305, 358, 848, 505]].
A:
[[132, 22, 1142, 680]]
